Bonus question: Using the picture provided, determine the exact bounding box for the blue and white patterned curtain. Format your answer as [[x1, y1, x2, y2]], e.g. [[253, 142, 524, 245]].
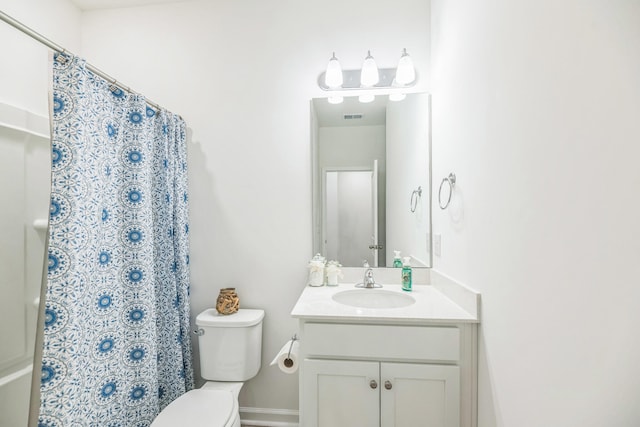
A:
[[39, 53, 194, 427]]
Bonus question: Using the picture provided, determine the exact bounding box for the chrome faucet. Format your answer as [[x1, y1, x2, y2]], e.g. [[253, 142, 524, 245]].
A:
[[356, 261, 382, 288]]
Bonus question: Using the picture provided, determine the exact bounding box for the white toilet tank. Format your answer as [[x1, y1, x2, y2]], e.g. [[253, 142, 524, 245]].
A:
[[195, 308, 264, 381]]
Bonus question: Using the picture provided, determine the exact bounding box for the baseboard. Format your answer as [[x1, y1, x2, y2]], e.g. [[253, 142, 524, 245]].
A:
[[240, 406, 299, 427]]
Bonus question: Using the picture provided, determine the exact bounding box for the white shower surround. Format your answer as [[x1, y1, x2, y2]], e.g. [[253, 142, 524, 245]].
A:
[[0, 103, 51, 427], [0, 2, 81, 425]]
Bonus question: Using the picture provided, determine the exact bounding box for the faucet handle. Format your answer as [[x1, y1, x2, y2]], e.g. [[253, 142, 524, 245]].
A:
[[363, 260, 370, 268]]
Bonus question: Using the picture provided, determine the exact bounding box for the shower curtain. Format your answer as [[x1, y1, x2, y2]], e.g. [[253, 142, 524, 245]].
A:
[[38, 53, 194, 426]]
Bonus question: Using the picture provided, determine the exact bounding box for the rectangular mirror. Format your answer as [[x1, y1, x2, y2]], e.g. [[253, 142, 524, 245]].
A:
[[311, 93, 431, 268]]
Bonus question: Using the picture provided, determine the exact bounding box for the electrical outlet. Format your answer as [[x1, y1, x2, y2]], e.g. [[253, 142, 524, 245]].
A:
[[434, 234, 442, 257]]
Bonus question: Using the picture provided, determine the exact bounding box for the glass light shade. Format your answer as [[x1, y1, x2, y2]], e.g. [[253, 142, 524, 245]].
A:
[[395, 48, 416, 86], [324, 52, 343, 88], [360, 50, 379, 87], [328, 96, 344, 104], [359, 94, 375, 103], [389, 93, 406, 102]]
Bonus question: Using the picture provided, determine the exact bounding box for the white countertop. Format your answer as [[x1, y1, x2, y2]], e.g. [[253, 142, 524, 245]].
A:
[[290, 283, 479, 324]]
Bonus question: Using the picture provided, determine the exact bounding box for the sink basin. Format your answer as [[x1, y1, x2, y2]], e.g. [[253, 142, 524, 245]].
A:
[[332, 289, 416, 309]]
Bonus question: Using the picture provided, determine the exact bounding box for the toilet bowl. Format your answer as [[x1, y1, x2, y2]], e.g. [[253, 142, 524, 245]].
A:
[[151, 309, 264, 427], [151, 382, 242, 427]]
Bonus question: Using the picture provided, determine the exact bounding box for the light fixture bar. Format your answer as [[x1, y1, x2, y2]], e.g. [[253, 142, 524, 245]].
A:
[[318, 68, 417, 91]]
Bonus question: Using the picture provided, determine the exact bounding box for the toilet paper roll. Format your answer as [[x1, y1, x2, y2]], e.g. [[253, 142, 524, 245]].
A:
[[270, 340, 300, 374]]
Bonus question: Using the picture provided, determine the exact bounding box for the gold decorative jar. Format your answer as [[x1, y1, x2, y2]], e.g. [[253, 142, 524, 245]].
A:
[[216, 288, 239, 315]]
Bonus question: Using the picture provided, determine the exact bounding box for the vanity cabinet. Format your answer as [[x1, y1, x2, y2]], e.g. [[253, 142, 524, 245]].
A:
[[381, 362, 460, 427], [298, 322, 476, 427], [304, 359, 379, 426], [304, 359, 460, 427]]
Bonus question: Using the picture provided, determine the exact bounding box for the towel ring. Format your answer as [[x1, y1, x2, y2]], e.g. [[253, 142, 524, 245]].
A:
[[410, 186, 422, 213], [438, 173, 456, 210]]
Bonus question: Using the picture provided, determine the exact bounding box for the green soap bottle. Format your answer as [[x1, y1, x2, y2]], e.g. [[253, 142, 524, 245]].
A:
[[401, 257, 412, 291], [393, 250, 402, 268]]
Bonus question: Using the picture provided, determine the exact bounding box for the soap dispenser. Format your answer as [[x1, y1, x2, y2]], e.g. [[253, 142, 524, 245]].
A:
[[401, 257, 412, 291], [393, 251, 402, 268]]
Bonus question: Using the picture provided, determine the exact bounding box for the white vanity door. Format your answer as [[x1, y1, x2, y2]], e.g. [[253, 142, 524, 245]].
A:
[[380, 363, 460, 427], [303, 359, 379, 427]]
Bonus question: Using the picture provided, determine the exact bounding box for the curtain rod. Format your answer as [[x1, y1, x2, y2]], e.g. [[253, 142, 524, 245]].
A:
[[0, 9, 164, 112]]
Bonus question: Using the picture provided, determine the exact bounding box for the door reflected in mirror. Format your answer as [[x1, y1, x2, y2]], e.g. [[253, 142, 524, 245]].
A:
[[324, 168, 378, 267], [311, 93, 431, 268]]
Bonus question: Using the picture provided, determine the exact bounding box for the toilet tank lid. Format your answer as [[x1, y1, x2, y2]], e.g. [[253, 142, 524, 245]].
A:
[[196, 308, 265, 327]]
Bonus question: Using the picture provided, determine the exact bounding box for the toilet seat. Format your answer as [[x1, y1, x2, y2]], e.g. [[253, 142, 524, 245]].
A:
[[151, 389, 238, 427]]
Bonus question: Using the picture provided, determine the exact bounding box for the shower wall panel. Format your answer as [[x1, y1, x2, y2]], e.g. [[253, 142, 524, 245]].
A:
[[0, 104, 50, 427]]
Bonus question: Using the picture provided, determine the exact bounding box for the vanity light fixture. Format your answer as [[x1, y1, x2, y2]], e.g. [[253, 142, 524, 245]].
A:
[[358, 94, 375, 103], [394, 48, 416, 86], [318, 49, 417, 104], [324, 52, 343, 88], [360, 50, 379, 87], [388, 93, 406, 102]]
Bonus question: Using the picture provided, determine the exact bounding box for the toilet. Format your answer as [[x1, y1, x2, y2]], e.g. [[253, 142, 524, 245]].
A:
[[151, 308, 265, 427]]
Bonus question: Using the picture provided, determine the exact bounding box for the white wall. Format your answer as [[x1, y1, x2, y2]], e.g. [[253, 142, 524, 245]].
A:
[[324, 171, 339, 261], [431, 1, 640, 426], [386, 93, 430, 267], [318, 126, 387, 171], [0, 0, 81, 115], [79, 0, 431, 413]]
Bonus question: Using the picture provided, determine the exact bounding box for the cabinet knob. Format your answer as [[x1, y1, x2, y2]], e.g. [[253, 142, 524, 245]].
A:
[[384, 380, 392, 390], [370, 380, 378, 389]]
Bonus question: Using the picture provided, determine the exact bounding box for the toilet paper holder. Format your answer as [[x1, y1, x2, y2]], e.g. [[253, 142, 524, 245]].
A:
[[284, 334, 298, 368]]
